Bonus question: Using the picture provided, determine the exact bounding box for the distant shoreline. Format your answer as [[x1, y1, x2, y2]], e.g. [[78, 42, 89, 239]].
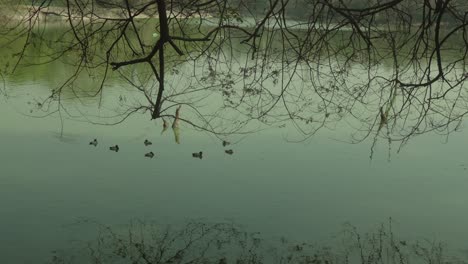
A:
[[0, 4, 213, 24], [0, 4, 455, 33]]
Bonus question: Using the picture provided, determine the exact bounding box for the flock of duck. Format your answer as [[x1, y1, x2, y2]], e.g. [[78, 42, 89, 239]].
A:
[[89, 139, 234, 159]]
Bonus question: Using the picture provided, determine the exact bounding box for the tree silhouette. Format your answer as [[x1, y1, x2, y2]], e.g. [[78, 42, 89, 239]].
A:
[[2, 0, 468, 151]]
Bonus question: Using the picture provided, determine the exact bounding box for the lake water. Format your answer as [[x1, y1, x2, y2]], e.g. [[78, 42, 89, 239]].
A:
[[2, 72, 468, 263], [1, 21, 468, 264]]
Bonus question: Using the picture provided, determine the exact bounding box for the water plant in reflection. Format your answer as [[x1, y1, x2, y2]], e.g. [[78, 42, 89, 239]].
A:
[[48, 219, 468, 264], [172, 106, 182, 144]]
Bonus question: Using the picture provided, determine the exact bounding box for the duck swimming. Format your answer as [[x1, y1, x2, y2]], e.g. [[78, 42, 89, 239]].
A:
[[192, 151, 203, 159], [144, 151, 154, 158], [225, 149, 233, 155], [89, 139, 98, 147], [109, 145, 119, 152], [144, 139, 152, 146], [222, 140, 230, 147]]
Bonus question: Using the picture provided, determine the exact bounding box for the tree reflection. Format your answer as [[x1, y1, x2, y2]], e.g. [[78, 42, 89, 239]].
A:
[[49, 219, 467, 264], [1, 1, 468, 154]]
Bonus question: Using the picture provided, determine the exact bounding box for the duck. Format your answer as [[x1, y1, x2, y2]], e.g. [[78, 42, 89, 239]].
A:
[[144, 151, 154, 158], [222, 140, 230, 147], [89, 139, 98, 147], [144, 139, 152, 146], [225, 149, 233, 155], [192, 151, 203, 159], [109, 145, 119, 152]]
